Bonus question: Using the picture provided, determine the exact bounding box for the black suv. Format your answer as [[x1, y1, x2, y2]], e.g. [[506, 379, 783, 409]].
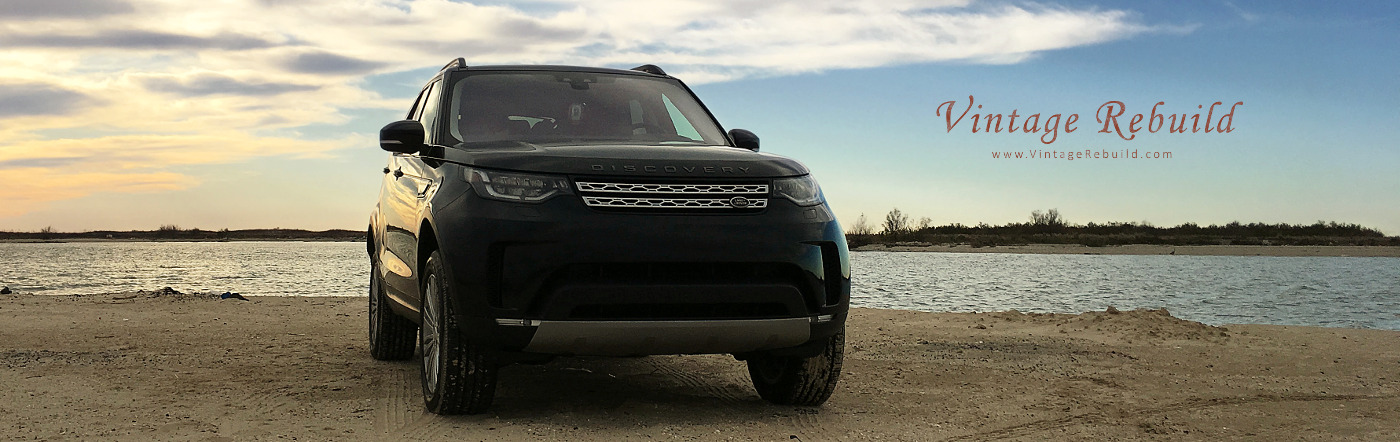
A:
[[367, 59, 850, 414]]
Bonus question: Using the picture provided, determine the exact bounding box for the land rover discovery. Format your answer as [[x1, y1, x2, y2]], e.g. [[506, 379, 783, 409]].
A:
[[367, 59, 850, 414]]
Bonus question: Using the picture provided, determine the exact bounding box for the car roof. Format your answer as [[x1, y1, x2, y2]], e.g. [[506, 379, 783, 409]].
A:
[[449, 64, 665, 77]]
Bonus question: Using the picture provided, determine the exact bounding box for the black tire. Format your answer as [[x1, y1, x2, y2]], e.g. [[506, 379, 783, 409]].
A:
[[420, 251, 498, 415], [368, 260, 416, 361], [747, 326, 844, 406]]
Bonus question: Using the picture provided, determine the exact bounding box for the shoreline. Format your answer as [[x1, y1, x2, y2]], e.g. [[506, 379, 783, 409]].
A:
[[2, 292, 1396, 440], [0, 237, 363, 243], [5, 239, 1395, 257], [854, 243, 1400, 257]]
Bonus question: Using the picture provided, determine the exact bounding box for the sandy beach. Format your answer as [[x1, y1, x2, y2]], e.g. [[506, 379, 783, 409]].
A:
[[2, 292, 1397, 441], [855, 243, 1400, 257]]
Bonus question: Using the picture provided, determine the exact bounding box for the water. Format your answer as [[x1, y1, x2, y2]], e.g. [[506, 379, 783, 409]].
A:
[[1, 242, 1397, 329], [853, 252, 1400, 330], [0, 242, 367, 297]]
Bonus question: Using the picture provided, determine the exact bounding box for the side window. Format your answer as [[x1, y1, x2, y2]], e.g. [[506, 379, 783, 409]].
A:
[[407, 86, 430, 120], [417, 80, 443, 144]]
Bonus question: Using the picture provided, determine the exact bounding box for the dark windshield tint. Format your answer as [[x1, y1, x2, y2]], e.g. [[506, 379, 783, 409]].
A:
[[447, 72, 727, 146]]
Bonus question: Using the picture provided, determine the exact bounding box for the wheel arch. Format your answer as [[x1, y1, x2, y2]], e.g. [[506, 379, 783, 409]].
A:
[[366, 222, 376, 258], [417, 218, 439, 276]]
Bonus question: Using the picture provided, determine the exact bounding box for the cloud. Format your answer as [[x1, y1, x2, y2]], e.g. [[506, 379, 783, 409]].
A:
[[0, 0, 134, 18], [0, 168, 194, 218], [0, 30, 277, 50], [168, 0, 1168, 82], [0, 0, 1185, 222], [531, 1, 1170, 81], [0, 133, 352, 170], [139, 73, 319, 97], [0, 1, 1172, 81], [0, 157, 85, 169], [1224, 2, 1262, 23], [0, 133, 354, 217], [281, 52, 388, 74], [0, 83, 101, 118]]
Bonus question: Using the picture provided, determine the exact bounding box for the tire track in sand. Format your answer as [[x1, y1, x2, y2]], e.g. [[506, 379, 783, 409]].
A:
[[944, 393, 1398, 441], [647, 356, 748, 402], [787, 406, 830, 441], [374, 366, 418, 434]]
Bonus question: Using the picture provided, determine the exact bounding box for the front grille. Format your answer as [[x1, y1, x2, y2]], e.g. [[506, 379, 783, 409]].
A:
[[564, 262, 800, 284], [576, 182, 768, 194], [531, 262, 814, 320], [581, 196, 767, 209], [574, 179, 768, 212]]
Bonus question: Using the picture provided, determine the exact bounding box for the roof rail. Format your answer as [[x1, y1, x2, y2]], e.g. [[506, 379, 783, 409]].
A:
[[630, 64, 667, 76], [441, 58, 467, 72]]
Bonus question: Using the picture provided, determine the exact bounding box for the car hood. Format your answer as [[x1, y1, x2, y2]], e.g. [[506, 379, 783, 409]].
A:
[[440, 143, 809, 178]]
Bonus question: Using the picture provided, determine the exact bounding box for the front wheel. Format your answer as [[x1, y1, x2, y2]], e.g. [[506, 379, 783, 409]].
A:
[[368, 260, 416, 360], [420, 251, 498, 415], [747, 327, 845, 406]]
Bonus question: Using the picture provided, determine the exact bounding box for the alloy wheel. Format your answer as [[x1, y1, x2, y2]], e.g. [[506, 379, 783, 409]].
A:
[[421, 274, 442, 395]]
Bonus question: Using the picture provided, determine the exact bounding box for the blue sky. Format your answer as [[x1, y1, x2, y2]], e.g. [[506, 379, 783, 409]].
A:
[[1, 0, 1397, 234]]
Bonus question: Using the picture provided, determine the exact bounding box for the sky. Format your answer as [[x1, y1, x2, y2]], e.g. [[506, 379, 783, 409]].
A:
[[1, 0, 1397, 234]]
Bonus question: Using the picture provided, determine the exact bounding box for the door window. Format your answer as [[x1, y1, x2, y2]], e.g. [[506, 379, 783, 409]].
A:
[[417, 80, 443, 144]]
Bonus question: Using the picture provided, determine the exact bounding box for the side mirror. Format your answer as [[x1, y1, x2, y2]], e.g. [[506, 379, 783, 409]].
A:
[[380, 120, 424, 154], [729, 129, 759, 152]]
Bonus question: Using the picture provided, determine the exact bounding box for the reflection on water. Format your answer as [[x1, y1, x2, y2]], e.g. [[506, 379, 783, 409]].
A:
[[852, 251, 1400, 330], [1, 243, 1397, 329]]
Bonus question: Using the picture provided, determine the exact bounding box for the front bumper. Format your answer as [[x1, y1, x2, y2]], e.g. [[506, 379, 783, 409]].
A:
[[507, 317, 815, 356], [429, 177, 850, 356]]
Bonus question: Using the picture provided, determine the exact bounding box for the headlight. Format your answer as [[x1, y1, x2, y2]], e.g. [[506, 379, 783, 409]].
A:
[[773, 175, 824, 206], [465, 167, 572, 203]]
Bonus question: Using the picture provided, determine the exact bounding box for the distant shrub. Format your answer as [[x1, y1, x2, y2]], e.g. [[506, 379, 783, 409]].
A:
[[882, 208, 911, 236], [845, 207, 1394, 248], [846, 213, 874, 235]]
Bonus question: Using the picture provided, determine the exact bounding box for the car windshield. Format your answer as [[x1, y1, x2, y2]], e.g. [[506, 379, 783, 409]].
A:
[[446, 71, 728, 146]]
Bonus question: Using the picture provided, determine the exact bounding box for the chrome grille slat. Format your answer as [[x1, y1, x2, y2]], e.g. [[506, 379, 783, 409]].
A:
[[582, 196, 768, 209], [575, 182, 767, 194]]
